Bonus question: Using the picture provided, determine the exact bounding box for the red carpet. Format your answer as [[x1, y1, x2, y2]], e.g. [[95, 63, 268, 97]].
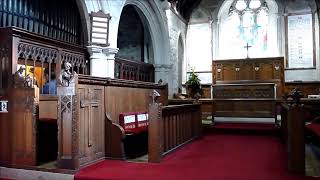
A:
[[75, 129, 317, 180]]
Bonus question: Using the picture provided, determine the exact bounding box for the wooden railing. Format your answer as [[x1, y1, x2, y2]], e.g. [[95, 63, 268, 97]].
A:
[[280, 101, 305, 174], [114, 57, 154, 82], [280, 90, 306, 174], [148, 103, 202, 163]]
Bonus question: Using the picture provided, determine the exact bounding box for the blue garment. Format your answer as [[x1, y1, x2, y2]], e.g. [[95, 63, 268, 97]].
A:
[[43, 80, 56, 95]]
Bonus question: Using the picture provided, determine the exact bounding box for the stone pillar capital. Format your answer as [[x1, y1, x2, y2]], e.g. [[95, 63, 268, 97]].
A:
[[87, 45, 119, 78]]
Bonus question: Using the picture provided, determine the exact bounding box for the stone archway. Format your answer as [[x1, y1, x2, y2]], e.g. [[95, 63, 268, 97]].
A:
[[123, 0, 171, 83], [117, 5, 154, 63]]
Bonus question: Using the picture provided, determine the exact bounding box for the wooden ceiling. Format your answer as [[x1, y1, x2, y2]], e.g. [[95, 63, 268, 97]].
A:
[[167, 0, 202, 20]]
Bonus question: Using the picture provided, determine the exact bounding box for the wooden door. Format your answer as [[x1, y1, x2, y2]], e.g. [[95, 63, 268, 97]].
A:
[[78, 84, 105, 167]]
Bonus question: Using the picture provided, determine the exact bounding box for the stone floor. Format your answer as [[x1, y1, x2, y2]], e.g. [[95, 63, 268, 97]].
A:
[[0, 167, 74, 180], [306, 144, 320, 177]]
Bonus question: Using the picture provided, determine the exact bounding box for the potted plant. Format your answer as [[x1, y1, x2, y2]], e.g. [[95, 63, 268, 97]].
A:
[[185, 70, 201, 98]]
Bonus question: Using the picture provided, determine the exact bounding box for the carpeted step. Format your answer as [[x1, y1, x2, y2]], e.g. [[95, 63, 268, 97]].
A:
[[207, 122, 280, 136]]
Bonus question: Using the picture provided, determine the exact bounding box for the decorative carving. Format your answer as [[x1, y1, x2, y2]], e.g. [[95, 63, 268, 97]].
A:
[[13, 66, 26, 88], [194, 92, 201, 102], [59, 62, 76, 86], [18, 43, 59, 62], [288, 88, 303, 105], [150, 90, 161, 104]]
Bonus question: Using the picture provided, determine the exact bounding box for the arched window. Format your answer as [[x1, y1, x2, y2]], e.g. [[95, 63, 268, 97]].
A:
[[218, 0, 276, 59]]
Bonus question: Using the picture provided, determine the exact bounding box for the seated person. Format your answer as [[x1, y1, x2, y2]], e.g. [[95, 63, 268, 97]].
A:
[[43, 73, 56, 95]]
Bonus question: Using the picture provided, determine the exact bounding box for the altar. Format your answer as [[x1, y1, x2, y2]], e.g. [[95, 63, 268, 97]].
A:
[[212, 57, 284, 118]]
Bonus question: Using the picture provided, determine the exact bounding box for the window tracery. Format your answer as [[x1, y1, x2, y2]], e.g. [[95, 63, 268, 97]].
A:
[[219, 0, 270, 58]]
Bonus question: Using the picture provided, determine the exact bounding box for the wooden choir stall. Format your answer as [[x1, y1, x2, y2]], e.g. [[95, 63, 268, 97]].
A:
[[0, 27, 88, 169], [212, 57, 284, 120], [0, 27, 185, 171]]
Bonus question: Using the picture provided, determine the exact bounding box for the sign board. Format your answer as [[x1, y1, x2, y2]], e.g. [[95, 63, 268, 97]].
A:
[[0, 100, 8, 113], [288, 14, 314, 68]]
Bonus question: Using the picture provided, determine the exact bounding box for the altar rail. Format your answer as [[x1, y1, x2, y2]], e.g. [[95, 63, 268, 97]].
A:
[[114, 57, 154, 82], [148, 103, 201, 163]]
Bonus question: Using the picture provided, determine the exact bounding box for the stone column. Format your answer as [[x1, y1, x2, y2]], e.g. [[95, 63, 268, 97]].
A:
[[154, 64, 173, 97], [87, 45, 119, 78]]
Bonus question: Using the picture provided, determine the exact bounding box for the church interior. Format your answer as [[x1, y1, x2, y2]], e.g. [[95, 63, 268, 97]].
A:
[[1, 0, 320, 179]]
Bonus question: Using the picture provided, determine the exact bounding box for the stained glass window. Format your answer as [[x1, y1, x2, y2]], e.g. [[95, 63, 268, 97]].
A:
[[219, 0, 269, 58]]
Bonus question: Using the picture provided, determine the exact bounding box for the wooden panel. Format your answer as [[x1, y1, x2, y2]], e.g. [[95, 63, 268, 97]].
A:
[[213, 83, 275, 99], [105, 86, 167, 124], [77, 84, 105, 168], [281, 103, 305, 174], [39, 97, 58, 120], [222, 63, 235, 81], [105, 114, 125, 159], [10, 88, 36, 165], [214, 100, 275, 117], [148, 103, 201, 163], [213, 57, 284, 83], [285, 82, 320, 98], [240, 61, 253, 80], [260, 62, 273, 80], [201, 84, 211, 98]]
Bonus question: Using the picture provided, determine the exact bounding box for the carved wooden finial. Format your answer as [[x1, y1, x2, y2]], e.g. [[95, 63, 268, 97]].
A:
[[58, 62, 76, 87], [194, 92, 201, 102], [150, 90, 160, 104], [288, 87, 303, 105]]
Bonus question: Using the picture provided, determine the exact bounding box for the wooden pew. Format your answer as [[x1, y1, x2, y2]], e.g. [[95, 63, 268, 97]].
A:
[[281, 102, 305, 174], [280, 91, 320, 174], [57, 74, 168, 170], [148, 103, 202, 163], [168, 99, 214, 123]]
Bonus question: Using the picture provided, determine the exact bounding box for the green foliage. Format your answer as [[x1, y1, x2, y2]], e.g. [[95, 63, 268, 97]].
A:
[[185, 70, 201, 94]]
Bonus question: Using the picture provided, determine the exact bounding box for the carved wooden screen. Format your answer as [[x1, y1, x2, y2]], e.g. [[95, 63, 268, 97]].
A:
[[17, 42, 87, 94], [114, 57, 154, 82], [0, 27, 88, 94]]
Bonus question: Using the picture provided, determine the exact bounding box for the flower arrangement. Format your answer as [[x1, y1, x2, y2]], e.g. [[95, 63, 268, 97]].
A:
[[185, 69, 201, 98]]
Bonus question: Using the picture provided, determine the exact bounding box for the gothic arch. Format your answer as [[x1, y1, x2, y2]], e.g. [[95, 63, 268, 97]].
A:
[[123, 0, 170, 66], [75, 0, 91, 46]]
